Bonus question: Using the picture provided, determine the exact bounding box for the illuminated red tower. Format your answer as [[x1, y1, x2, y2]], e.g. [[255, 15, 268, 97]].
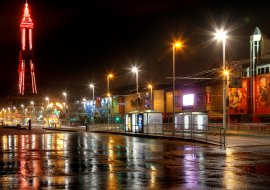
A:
[[18, 1, 37, 95]]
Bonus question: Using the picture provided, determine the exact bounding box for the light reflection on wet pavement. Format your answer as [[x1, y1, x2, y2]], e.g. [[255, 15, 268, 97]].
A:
[[0, 131, 270, 189]]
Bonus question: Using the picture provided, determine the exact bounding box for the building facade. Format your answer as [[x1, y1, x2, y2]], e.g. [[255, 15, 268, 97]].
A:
[[118, 27, 270, 123]]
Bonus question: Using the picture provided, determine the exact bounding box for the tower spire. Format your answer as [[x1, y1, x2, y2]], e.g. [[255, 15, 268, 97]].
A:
[[20, 1, 33, 29], [24, 2, 30, 18], [18, 1, 37, 95]]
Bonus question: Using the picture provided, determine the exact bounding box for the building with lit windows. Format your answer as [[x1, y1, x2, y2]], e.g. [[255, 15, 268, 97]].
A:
[[112, 27, 270, 123]]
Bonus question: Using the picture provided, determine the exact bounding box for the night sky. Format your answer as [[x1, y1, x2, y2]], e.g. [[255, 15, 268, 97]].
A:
[[1, 0, 270, 100]]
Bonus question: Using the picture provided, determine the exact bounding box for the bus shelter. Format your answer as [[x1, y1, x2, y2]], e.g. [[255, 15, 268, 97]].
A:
[[125, 110, 163, 133], [175, 112, 208, 130]]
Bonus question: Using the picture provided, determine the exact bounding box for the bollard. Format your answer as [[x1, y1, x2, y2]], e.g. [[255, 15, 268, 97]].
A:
[[86, 123, 88, 132], [28, 119, 31, 130]]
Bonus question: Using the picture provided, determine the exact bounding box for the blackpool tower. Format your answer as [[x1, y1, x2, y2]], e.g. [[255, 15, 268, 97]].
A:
[[18, 1, 37, 95]]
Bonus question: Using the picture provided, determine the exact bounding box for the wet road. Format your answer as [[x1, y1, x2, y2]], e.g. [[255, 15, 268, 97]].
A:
[[0, 130, 270, 189]]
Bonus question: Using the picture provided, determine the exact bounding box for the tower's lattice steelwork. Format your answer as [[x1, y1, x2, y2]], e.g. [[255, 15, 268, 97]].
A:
[[18, 2, 37, 95]]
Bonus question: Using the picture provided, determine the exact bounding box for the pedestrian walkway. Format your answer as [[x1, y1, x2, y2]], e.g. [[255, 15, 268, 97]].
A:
[[2, 124, 269, 148], [40, 125, 270, 148], [226, 135, 270, 147]]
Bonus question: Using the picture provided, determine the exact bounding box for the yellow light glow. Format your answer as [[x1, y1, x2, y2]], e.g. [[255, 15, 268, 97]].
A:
[[107, 93, 111, 97], [56, 102, 63, 109], [108, 74, 113, 78], [148, 84, 152, 89], [223, 69, 229, 77], [174, 41, 183, 48]]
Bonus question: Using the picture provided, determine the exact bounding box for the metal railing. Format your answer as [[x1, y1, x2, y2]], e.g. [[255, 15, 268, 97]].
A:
[[89, 123, 226, 147], [209, 122, 270, 135]]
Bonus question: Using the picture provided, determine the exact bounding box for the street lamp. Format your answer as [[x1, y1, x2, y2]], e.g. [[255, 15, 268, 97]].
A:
[[62, 92, 67, 126], [21, 104, 25, 122], [214, 29, 227, 140], [30, 101, 34, 110], [148, 84, 153, 110], [107, 74, 113, 125], [107, 74, 113, 97], [30, 101, 35, 121], [131, 66, 139, 111], [45, 97, 50, 107], [172, 41, 183, 134], [90, 83, 95, 124]]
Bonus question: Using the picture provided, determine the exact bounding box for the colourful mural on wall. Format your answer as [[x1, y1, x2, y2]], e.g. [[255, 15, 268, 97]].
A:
[[112, 97, 119, 114], [256, 74, 270, 113], [228, 79, 248, 114]]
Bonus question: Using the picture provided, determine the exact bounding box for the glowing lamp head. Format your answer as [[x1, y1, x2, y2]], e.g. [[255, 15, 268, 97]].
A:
[[173, 41, 183, 48], [108, 74, 113, 79], [214, 30, 227, 41], [223, 69, 229, 77], [148, 84, 152, 89], [131, 66, 138, 73], [90, 84, 94, 88], [107, 93, 111, 97]]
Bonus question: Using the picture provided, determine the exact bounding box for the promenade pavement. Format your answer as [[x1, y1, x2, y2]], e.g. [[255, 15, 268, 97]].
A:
[[62, 125, 270, 148], [1, 124, 270, 148]]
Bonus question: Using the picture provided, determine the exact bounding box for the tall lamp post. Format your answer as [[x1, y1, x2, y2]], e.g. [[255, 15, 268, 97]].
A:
[[20, 104, 24, 111], [63, 92, 67, 126], [172, 42, 182, 135], [90, 83, 95, 124], [45, 97, 50, 109], [148, 84, 153, 110], [29, 101, 34, 126], [107, 74, 113, 97], [131, 66, 139, 111], [30, 100, 35, 117], [214, 29, 227, 145], [21, 104, 25, 124], [107, 74, 113, 124]]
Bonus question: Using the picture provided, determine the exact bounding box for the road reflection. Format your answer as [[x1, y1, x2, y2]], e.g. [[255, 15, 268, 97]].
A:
[[0, 131, 269, 189]]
